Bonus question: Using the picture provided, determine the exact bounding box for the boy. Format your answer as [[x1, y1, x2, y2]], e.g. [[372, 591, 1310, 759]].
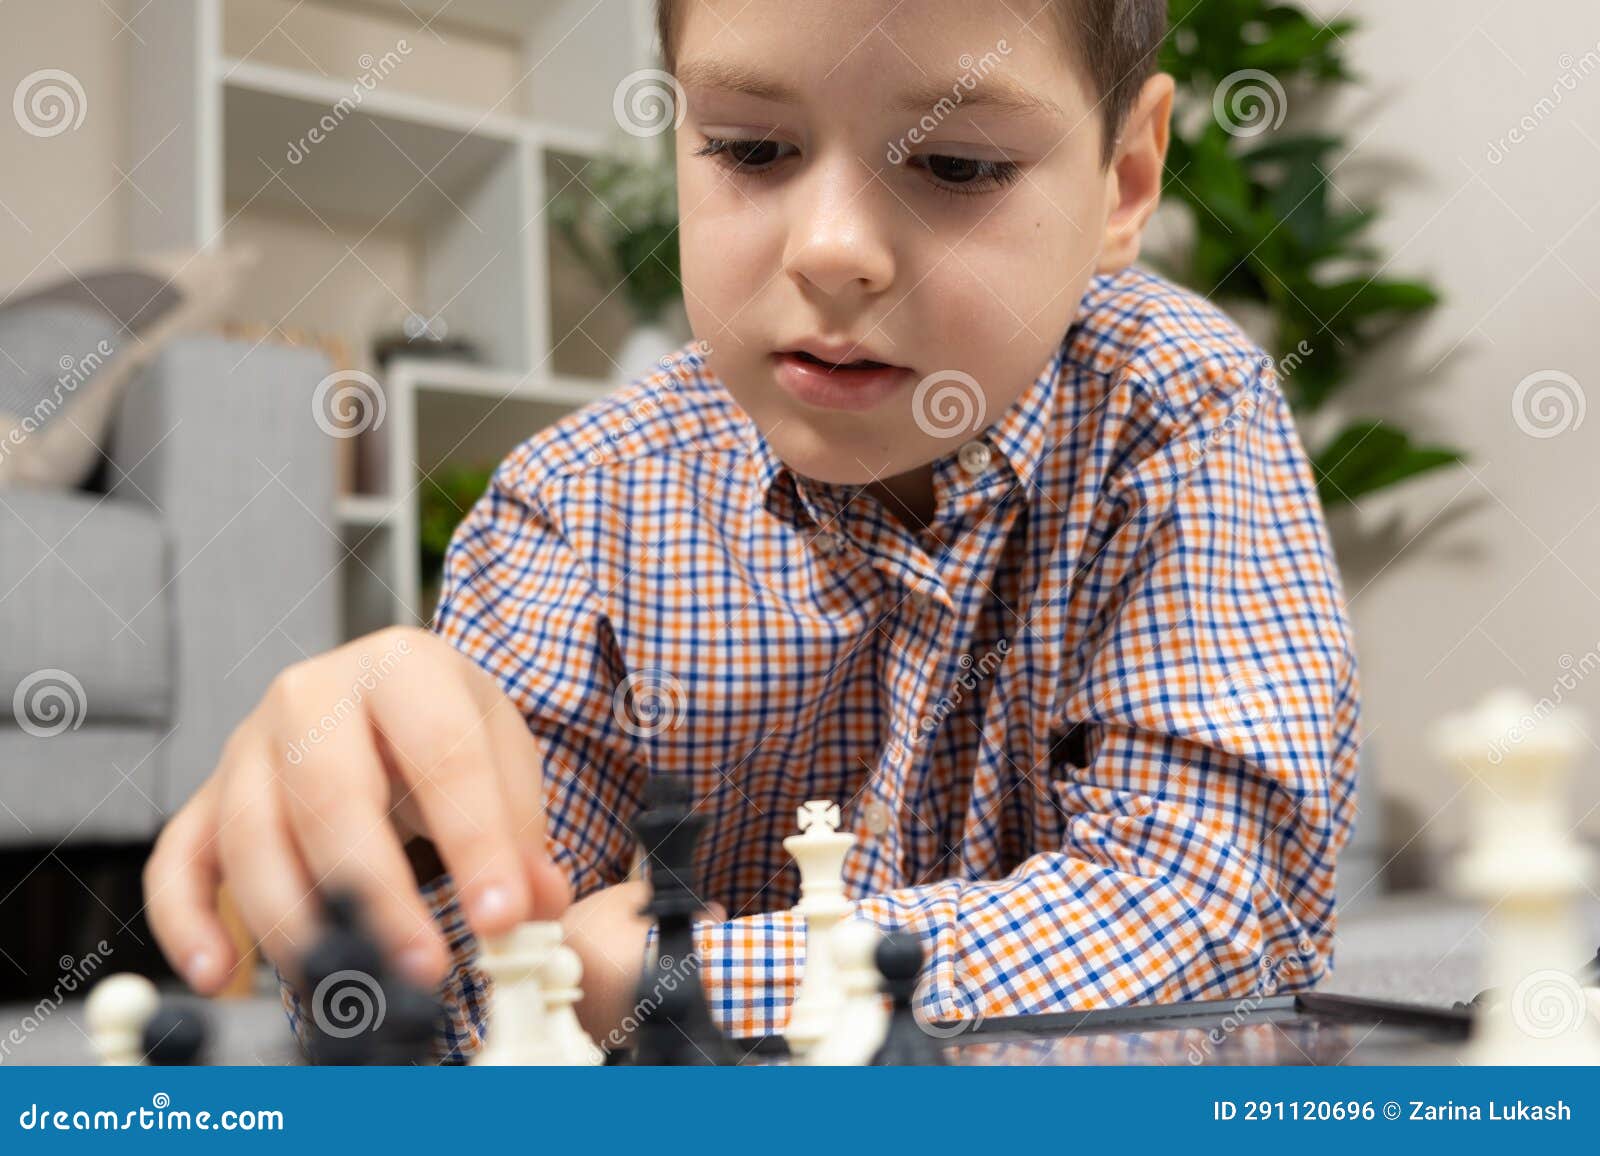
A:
[[143, 0, 1359, 1062]]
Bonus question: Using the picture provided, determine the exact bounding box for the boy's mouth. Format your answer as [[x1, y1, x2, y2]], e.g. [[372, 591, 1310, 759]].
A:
[[771, 347, 914, 413]]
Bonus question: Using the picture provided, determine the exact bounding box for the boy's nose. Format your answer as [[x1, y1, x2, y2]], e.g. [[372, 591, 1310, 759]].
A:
[[784, 160, 896, 298]]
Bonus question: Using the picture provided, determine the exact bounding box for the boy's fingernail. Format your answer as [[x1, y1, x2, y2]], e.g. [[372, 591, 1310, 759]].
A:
[[472, 884, 511, 923], [397, 945, 435, 984], [184, 950, 216, 988]]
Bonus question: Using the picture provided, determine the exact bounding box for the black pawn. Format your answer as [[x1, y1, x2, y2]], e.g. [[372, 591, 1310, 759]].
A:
[[870, 933, 946, 1066], [142, 1000, 209, 1066], [626, 776, 734, 1066]]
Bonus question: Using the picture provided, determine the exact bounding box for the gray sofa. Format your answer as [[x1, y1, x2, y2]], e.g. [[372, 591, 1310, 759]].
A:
[[0, 337, 341, 846]]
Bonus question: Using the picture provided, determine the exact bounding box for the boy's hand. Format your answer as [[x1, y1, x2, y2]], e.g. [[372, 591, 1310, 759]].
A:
[[143, 627, 572, 995], [561, 881, 726, 1046]]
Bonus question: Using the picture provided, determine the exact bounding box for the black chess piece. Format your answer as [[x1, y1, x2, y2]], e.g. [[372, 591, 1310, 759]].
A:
[[870, 933, 946, 1066], [141, 999, 209, 1066], [625, 776, 735, 1066], [301, 889, 444, 1065]]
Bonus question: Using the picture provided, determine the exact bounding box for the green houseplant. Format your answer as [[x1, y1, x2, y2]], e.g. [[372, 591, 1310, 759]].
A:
[[1157, 0, 1463, 507]]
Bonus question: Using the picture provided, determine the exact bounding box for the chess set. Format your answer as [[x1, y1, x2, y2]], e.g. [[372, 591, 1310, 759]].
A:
[[77, 690, 1600, 1067]]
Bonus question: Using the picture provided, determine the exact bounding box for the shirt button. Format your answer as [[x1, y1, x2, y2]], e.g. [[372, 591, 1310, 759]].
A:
[[862, 800, 894, 835], [957, 439, 992, 476]]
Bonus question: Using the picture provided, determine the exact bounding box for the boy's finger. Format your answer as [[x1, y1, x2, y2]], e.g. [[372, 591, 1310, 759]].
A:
[[142, 781, 236, 994]]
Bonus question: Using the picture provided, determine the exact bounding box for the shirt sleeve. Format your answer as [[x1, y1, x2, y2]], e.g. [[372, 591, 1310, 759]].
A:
[[277, 454, 649, 1063], [692, 356, 1362, 1040]]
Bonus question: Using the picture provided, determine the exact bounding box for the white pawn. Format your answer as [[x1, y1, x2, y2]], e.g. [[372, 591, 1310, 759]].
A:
[[782, 800, 856, 1056], [805, 920, 889, 1066], [1431, 688, 1600, 1065], [473, 922, 558, 1066], [85, 973, 159, 1065], [539, 937, 604, 1065]]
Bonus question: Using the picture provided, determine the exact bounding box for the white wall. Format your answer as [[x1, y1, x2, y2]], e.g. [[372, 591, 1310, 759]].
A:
[[0, 0, 130, 294]]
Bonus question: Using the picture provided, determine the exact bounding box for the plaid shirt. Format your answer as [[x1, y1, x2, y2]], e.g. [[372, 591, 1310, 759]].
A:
[[281, 264, 1359, 1062]]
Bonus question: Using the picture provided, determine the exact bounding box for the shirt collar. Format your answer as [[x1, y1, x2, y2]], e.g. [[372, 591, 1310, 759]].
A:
[[741, 336, 1067, 532]]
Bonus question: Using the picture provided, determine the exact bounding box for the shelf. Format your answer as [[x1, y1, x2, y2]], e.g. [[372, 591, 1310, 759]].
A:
[[336, 494, 400, 528], [387, 358, 617, 406]]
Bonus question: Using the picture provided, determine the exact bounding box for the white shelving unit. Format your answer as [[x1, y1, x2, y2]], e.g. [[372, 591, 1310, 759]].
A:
[[126, 0, 661, 637]]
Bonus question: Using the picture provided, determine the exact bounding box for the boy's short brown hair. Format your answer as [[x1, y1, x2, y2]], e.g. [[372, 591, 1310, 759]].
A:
[[654, 0, 1168, 167]]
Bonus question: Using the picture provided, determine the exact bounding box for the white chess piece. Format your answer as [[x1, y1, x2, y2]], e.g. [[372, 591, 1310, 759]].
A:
[[539, 936, 604, 1065], [783, 799, 856, 1056], [1431, 688, 1600, 1065], [805, 920, 889, 1066], [473, 922, 562, 1066], [85, 972, 159, 1065]]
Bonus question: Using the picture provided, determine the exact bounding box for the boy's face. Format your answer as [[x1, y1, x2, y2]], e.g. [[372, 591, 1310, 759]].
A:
[[672, 0, 1135, 491]]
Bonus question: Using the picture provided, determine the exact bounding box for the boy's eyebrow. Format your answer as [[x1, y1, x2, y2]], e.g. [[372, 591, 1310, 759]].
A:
[[675, 58, 1065, 121]]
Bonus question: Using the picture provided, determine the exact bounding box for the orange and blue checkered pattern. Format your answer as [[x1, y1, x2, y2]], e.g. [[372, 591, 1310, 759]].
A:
[[281, 264, 1359, 1061]]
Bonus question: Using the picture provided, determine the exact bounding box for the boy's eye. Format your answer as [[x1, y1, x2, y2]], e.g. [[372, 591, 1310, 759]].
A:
[[694, 136, 1022, 197]]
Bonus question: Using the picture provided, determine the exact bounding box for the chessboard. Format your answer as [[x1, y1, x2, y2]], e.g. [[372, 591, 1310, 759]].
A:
[[28, 689, 1600, 1067]]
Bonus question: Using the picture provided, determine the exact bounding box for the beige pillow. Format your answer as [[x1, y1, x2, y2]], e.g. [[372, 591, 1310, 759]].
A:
[[0, 246, 258, 488]]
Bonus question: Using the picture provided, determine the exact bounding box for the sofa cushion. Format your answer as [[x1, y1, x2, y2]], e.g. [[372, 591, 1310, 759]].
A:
[[0, 488, 170, 725]]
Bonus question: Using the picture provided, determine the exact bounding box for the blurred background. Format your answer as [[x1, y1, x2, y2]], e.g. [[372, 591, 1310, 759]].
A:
[[0, 0, 1596, 1038]]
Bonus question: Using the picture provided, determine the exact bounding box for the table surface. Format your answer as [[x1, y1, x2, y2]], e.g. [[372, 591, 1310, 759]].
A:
[[4, 893, 1595, 1065]]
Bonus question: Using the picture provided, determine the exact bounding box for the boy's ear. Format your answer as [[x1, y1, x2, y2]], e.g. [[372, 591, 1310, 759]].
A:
[[1096, 72, 1176, 274]]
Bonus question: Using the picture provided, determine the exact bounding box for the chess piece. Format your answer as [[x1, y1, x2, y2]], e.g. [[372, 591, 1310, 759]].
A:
[[1432, 688, 1600, 1064], [85, 973, 160, 1065], [141, 999, 209, 1066], [783, 799, 855, 1055], [474, 922, 560, 1065], [540, 935, 605, 1065], [627, 775, 735, 1065], [870, 933, 946, 1066], [303, 889, 444, 1065], [805, 920, 890, 1066]]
